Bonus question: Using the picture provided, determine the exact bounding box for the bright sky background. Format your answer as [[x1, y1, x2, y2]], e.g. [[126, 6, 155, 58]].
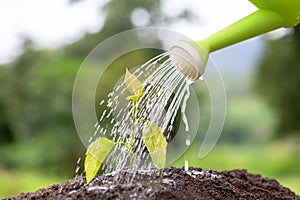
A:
[[164, 0, 256, 38], [0, 0, 103, 63], [0, 0, 259, 65]]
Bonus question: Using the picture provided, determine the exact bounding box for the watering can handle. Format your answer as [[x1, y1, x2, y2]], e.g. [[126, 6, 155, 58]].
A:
[[197, 0, 300, 53], [200, 9, 284, 53], [249, 0, 300, 27]]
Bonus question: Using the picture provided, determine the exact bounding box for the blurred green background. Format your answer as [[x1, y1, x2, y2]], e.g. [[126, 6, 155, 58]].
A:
[[1, 0, 300, 198]]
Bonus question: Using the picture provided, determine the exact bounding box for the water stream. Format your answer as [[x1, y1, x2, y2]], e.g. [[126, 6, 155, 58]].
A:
[[77, 52, 196, 175]]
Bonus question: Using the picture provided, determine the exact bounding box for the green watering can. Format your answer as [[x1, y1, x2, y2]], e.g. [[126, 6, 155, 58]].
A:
[[170, 0, 300, 81]]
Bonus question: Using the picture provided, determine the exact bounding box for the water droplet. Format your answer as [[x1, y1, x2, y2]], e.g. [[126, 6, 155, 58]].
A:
[[87, 186, 108, 192], [96, 125, 100, 131], [69, 190, 77, 194], [99, 100, 105, 105], [186, 138, 191, 146], [75, 166, 80, 174], [115, 85, 121, 91], [108, 92, 113, 97], [99, 110, 107, 122], [93, 130, 97, 136], [192, 170, 204, 176], [184, 159, 189, 171], [199, 76, 204, 80]]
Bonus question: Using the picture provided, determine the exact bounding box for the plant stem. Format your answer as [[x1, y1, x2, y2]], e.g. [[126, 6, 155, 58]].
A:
[[131, 100, 137, 130], [129, 99, 137, 170]]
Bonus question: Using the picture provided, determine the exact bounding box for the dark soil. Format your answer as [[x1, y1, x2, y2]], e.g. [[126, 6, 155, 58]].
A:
[[4, 167, 299, 200]]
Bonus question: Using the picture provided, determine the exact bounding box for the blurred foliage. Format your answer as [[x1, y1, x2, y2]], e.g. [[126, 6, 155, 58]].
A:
[[0, 168, 67, 198], [0, 42, 83, 174], [0, 0, 192, 176], [255, 25, 300, 137]]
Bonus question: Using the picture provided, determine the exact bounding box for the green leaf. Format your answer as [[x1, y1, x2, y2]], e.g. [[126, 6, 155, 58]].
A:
[[84, 137, 115, 183], [124, 68, 143, 100], [142, 121, 167, 168]]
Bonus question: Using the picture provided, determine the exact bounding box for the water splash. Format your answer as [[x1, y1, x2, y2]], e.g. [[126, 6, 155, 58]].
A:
[[89, 52, 193, 173]]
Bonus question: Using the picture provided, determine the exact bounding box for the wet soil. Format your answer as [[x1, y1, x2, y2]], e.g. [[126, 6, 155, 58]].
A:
[[4, 167, 300, 200]]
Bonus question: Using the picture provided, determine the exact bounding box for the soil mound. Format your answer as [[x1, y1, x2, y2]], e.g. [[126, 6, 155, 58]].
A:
[[5, 167, 299, 200]]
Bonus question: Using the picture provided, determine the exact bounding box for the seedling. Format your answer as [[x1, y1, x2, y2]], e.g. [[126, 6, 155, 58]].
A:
[[84, 68, 167, 183]]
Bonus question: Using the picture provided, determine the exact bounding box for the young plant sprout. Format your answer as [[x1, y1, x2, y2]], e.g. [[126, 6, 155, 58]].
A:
[[84, 68, 167, 183]]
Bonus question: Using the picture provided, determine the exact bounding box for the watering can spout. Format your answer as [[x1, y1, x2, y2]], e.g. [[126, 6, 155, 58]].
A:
[[169, 0, 300, 81]]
